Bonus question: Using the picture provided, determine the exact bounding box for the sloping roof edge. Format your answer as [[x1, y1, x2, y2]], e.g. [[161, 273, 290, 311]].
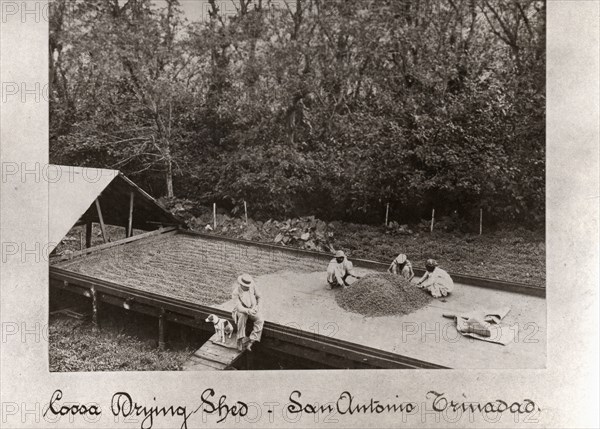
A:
[[49, 165, 183, 252]]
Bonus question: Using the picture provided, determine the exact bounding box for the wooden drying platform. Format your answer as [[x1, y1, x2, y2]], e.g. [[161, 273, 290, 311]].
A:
[[183, 333, 245, 371], [51, 228, 545, 369]]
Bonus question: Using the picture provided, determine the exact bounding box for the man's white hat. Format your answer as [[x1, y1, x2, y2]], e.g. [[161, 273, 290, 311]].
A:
[[395, 254, 407, 264], [237, 273, 255, 289]]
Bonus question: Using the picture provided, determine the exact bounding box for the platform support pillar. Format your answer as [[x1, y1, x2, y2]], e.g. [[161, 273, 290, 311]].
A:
[[245, 350, 254, 370], [95, 199, 108, 243], [127, 192, 134, 238], [91, 286, 99, 331], [158, 308, 166, 350], [85, 221, 92, 248]]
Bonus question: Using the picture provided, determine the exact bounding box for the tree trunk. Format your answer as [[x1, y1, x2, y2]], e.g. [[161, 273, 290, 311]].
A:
[[160, 135, 174, 198], [165, 156, 174, 198]]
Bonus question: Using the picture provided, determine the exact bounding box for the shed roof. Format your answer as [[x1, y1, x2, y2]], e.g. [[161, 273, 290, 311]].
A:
[[49, 165, 182, 252]]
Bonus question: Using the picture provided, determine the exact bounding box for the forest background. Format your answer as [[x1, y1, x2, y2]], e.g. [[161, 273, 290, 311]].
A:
[[49, 0, 545, 229]]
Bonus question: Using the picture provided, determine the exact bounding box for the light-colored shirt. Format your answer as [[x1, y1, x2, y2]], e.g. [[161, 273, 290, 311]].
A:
[[232, 283, 261, 313], [327, 258, 355, 284], [418, 267, 454, 292], [388, 260, 414, 280]]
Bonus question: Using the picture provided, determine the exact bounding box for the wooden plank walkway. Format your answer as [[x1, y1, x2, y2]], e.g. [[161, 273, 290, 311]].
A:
[[183, 333, 245, 371]]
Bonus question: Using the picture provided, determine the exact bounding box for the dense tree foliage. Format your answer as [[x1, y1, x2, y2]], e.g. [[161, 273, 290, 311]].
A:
[[50, 0, 545, 226]]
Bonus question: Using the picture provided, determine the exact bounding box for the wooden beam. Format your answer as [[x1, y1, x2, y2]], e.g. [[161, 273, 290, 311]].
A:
[[146, 221, 181, 227], [85, 221, 92, 248], [117, 173, 182, 225], [53, 227, 178, 262], [127, 192, 134, 238], [95, 199, 108, 243]]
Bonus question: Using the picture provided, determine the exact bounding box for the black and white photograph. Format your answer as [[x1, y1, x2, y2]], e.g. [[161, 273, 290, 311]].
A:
[[47, 0, 546, 372], [1, 0, 599, 427]]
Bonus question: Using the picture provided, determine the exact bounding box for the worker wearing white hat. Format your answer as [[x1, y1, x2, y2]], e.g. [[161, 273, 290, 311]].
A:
[[327, 250, 361, 289], [231, 273, 264, 351], [387, 253, 415, 281]]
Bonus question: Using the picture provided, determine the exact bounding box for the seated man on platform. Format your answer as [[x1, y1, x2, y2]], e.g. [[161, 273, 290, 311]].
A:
[[416, 259, 454, 298], [327, 250, 361, 289], [231, 273, 264, 351]]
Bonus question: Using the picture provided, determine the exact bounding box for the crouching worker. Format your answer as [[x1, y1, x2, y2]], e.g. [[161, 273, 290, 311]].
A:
[[416, 259, 454, 298], [231, 273, 264, 351], [327, 250, 361, 289], [387, 253, 415, 281]]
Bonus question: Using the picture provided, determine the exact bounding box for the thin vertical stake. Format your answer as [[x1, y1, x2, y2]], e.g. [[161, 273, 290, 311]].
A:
[[244, 201, 248, 225], [479, 208, 483, 235], [213, 203, 217, 230], [385, 203, 389, 226], [430, 209, 435, 232]]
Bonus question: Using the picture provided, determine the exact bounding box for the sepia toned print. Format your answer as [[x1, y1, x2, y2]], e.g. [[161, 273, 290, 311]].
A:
[[46, 0, 547, 372], [1, 0, 599, 427]]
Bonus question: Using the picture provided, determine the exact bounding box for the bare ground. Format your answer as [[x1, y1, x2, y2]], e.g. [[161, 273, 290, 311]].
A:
[[49, 314, 193, 372]]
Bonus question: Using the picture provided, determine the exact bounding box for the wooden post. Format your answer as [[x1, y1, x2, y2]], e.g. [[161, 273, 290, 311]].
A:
[[246, 350, 253, 370], [127, 192, 135, 238], [479, 208, 483, 235], [385, 203, 390, 226], [244, 201, 248, 225], [95, 199, 108, 243], [158, 308, 166, 350], [79, 230, 83, 250], [91, 286, 99, 330], [85, 221, 92, 248], [213, 203, 217, 230], [123, 298, 133, 311], [430, 209, 435, 232]]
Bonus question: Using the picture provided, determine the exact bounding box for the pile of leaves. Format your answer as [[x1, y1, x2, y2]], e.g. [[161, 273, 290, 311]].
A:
[[187, 214, 336, 253], [386, 221, 414, 235], [336, 273, 433, 317]]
